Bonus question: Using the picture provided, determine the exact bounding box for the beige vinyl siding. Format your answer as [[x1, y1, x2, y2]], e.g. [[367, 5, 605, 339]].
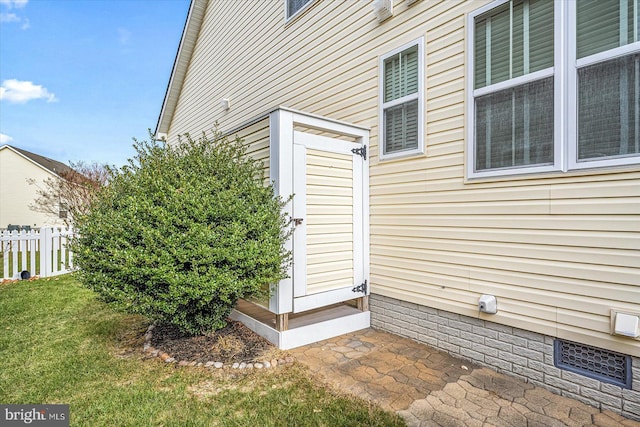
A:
[[228, 118, 271, 308], [305, 149, 353, 295], [165, 0, 640, 356], [231, 117, 270, 181]]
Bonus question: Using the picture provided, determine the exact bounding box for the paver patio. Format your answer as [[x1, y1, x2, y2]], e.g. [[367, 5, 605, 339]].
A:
[[291, 328, 640, 427]]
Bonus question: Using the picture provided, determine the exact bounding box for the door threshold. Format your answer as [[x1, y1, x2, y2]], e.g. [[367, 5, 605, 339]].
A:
[[230, 299, 370, 350]]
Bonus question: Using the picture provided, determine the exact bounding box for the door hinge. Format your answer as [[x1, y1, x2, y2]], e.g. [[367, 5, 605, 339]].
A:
[[351, 145, 367, 160], [352, 280, 367, 294]]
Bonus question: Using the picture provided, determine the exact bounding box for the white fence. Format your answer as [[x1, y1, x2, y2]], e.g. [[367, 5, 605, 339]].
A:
[[0, 227, 75, 280]]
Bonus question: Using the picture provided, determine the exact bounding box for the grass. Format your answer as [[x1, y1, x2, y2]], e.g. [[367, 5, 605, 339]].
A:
[[0, 275, 405, 427]]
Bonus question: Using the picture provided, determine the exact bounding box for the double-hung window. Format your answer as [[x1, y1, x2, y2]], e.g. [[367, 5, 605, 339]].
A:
[[468, 0, 640, 179], [286, 0, 312, 20], [380, 38, 425, 160], [471, 0, 556, 175], [571, 0, 640, 169]]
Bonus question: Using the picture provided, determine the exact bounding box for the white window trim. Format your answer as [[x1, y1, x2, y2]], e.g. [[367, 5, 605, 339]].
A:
[[466, 0, 640, 180], [567, 0, 640, 171], [285, 0, 313, 22], [379, 37, 425, 161]]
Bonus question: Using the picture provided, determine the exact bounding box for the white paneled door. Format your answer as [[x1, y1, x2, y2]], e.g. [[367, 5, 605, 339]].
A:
[[291, 131, 367, 313]]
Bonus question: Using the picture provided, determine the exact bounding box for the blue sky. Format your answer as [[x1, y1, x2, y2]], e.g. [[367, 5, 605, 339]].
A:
[[0, 0, 189, 166]]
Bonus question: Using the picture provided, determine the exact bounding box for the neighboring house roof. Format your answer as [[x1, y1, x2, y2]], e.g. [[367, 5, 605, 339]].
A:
[[0, 144, 72, 177], [155, 0, 208, 138]]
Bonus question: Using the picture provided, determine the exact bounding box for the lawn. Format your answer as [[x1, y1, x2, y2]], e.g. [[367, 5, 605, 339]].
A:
[[0, 274, 405, 427]]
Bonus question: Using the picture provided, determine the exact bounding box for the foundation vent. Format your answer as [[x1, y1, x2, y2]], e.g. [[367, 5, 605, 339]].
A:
[[554, 339, 632, 389]]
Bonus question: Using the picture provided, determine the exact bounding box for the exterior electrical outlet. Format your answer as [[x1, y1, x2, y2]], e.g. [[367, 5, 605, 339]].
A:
[[478, 295, 497, 314]]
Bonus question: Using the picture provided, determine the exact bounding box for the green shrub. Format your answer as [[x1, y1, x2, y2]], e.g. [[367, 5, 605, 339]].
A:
[[71, 130, 291, 335]]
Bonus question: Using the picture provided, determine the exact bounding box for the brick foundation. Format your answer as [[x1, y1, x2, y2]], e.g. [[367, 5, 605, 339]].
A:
[[370, 294, 640, 421]]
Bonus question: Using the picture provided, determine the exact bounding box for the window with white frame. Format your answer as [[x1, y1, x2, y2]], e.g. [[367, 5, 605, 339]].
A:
[[468, 0, 640, 178], [58, 202, 68, 220], [286, 0, 312, 20], [573, 0, 640, 167], [380, 38, 424, 160]]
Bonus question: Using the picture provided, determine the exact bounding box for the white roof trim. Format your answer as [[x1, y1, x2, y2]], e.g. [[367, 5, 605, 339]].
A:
[[155, 0, 208, 138]]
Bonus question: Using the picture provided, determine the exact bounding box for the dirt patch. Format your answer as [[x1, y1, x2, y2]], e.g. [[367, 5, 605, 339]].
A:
[[150, 320, 275, 364]]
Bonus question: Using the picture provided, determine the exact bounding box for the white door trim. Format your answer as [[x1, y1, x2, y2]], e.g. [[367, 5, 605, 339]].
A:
[[293, 131, 356, 152], [292, 143, 307, 298], [293, 286, 367, 313]]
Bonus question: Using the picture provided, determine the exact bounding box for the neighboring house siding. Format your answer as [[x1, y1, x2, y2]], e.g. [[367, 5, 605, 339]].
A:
[[163, 0, 640, 365], [0, 147, 64, 228]]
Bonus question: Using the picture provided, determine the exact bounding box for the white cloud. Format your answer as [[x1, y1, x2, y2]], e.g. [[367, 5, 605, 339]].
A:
[[1, 0, 28, 29], [0, 133, 14, 144], [0, 12, 18, 22], [0, 0, 28, 9], [0, 79, 58, 104]]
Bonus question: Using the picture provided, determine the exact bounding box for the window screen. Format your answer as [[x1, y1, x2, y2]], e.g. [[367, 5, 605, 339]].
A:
[[578, 53, 640, 160], [476, 77, 554, 170]]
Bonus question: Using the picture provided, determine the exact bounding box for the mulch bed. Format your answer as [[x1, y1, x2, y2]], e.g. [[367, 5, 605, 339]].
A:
[[149, 320, 274, 364]]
